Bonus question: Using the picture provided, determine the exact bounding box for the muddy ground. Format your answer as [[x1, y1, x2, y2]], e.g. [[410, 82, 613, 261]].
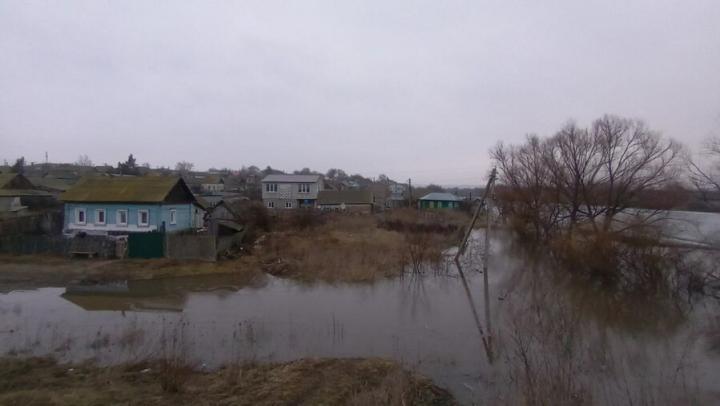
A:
[[0, 255, 264, 290], [0, 357, 456, 406]]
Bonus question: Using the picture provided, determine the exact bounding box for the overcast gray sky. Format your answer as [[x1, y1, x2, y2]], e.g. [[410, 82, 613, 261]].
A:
[[1, 1, 719, 185]]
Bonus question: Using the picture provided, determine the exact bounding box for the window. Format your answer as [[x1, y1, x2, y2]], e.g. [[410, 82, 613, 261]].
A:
[[95, 209, 105, 225], [285, 201, 293, 209], [170, 209, 177, 225], [298, 183, 310, 193], [267, 201, 275, 208], [265, 183, 277, 192], [117, 210, 128, 226], [76, 208, 86, 225], [138, 210, 149, 227]]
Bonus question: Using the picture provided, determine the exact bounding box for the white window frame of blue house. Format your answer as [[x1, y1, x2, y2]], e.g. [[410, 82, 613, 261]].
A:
[[265, 183, 277, 192], [298, 183, 310, 193], [117, 209, 128, 226], [267, 201, 274, 208], [138, 209, 149, 227], [170, 209, 177, 225], [75, 208, 86, 225], [285, 201, 293, 209], [95, 209, 106, 225]]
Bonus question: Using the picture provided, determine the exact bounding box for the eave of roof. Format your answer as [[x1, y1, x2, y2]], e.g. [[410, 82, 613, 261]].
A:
[[261, 174, 322, 183]]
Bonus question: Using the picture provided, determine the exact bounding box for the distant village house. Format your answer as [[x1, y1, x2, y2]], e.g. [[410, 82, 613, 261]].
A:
[[261, 174, 323, 209], [418, 192, 462, 209], [317, 190, 375, 213]]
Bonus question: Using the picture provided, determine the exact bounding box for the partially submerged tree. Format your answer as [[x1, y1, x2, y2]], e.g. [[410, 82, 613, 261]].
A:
[[492, 115, 681, 240], [688, 136, 720, 194], [591, 115, 681, 232]]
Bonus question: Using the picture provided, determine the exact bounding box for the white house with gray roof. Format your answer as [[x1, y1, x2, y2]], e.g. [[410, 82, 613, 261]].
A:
[[261, 174, 324, 209]]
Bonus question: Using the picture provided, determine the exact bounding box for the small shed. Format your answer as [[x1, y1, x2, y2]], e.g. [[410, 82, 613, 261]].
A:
[[317, 190, 374, 213], [0, 173, 55, 215], [418, 192, 462, 209]]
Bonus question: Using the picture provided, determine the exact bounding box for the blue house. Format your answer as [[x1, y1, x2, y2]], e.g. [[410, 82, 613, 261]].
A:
[[60, 176, 205, 235]]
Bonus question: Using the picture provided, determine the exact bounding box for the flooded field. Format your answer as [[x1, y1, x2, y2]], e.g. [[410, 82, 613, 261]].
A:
[[2, 231, 719, 404]]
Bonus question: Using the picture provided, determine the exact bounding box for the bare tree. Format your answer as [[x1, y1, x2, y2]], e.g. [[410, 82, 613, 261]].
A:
[[687, 136, 720, 195], [543, 122, 603, 236], [10, 157, 25, 174], [175, 161, 194, 173], [591, 115, 681, 232], [492, 135, 561, 240], [75, 154, 93, 167], [492, 115, 681, 240]]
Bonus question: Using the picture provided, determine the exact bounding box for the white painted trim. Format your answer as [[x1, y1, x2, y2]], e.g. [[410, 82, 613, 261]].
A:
[[68, 223, 157, 232], [95, 208, 106, 225], [170, 209, 177, 225], [116, 209, 128, 226], [265, 183, 278, 192], [75, 208, 86, 225], [138, 209, 149, 227]]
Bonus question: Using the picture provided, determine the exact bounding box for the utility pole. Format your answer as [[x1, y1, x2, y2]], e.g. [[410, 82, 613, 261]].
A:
[[454, 168, 497, 262], [408, 178, 413, 208]]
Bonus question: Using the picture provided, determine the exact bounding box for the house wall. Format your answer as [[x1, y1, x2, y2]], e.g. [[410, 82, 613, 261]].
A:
[[63, 203, 199, 233], [261, 180, 323, 207], [263, 197, 300, 210], [419, 200, 460, 209], [201, 183, 224, 193]]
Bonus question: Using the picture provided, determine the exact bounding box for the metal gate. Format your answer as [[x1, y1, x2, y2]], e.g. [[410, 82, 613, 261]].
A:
[[128, 232, 165, 258]]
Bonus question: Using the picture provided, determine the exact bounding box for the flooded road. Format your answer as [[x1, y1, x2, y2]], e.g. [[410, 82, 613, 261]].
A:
[[1, 231, 719, 404]]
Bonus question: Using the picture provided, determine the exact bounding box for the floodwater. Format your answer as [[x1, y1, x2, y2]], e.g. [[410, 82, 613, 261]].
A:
[[1, 231, 719, 404]]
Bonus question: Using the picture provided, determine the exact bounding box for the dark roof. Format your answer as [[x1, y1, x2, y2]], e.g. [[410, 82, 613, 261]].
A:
[[262, 174, 321, 183], [419, 192, 463, 202], [317, 190, 374, 205], [60, 176, 194, 203], [0, 189, 51, 197], [26, 176, 76, 192], [0, 173, 35, 190]]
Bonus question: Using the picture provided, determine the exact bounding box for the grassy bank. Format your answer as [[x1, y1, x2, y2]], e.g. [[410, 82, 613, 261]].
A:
[[257, 210, 467, 282], [0, 254, 263, 289], [0, 357, 456, 406], [0, 210, 470, 286]]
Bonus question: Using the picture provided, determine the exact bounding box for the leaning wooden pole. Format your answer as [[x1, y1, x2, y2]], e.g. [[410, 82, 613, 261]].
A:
[[454, 168, 497, 262]]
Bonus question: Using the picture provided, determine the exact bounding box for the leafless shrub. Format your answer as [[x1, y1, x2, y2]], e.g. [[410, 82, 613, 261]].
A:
[[156, 321, 194, 393]]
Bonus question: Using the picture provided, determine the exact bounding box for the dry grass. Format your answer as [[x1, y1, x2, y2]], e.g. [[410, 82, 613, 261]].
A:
[[260, 215, 408, 282], [0, 357, 456, 406], [0, 209, 470, 286]]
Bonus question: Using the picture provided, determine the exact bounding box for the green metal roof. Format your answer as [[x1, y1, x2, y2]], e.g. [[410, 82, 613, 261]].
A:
[[418, 192, 463, 202], [60, 176, 188, 203]]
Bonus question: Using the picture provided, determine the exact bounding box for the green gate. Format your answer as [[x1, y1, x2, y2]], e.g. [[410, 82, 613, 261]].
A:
[[128, 232, 165, 258]]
